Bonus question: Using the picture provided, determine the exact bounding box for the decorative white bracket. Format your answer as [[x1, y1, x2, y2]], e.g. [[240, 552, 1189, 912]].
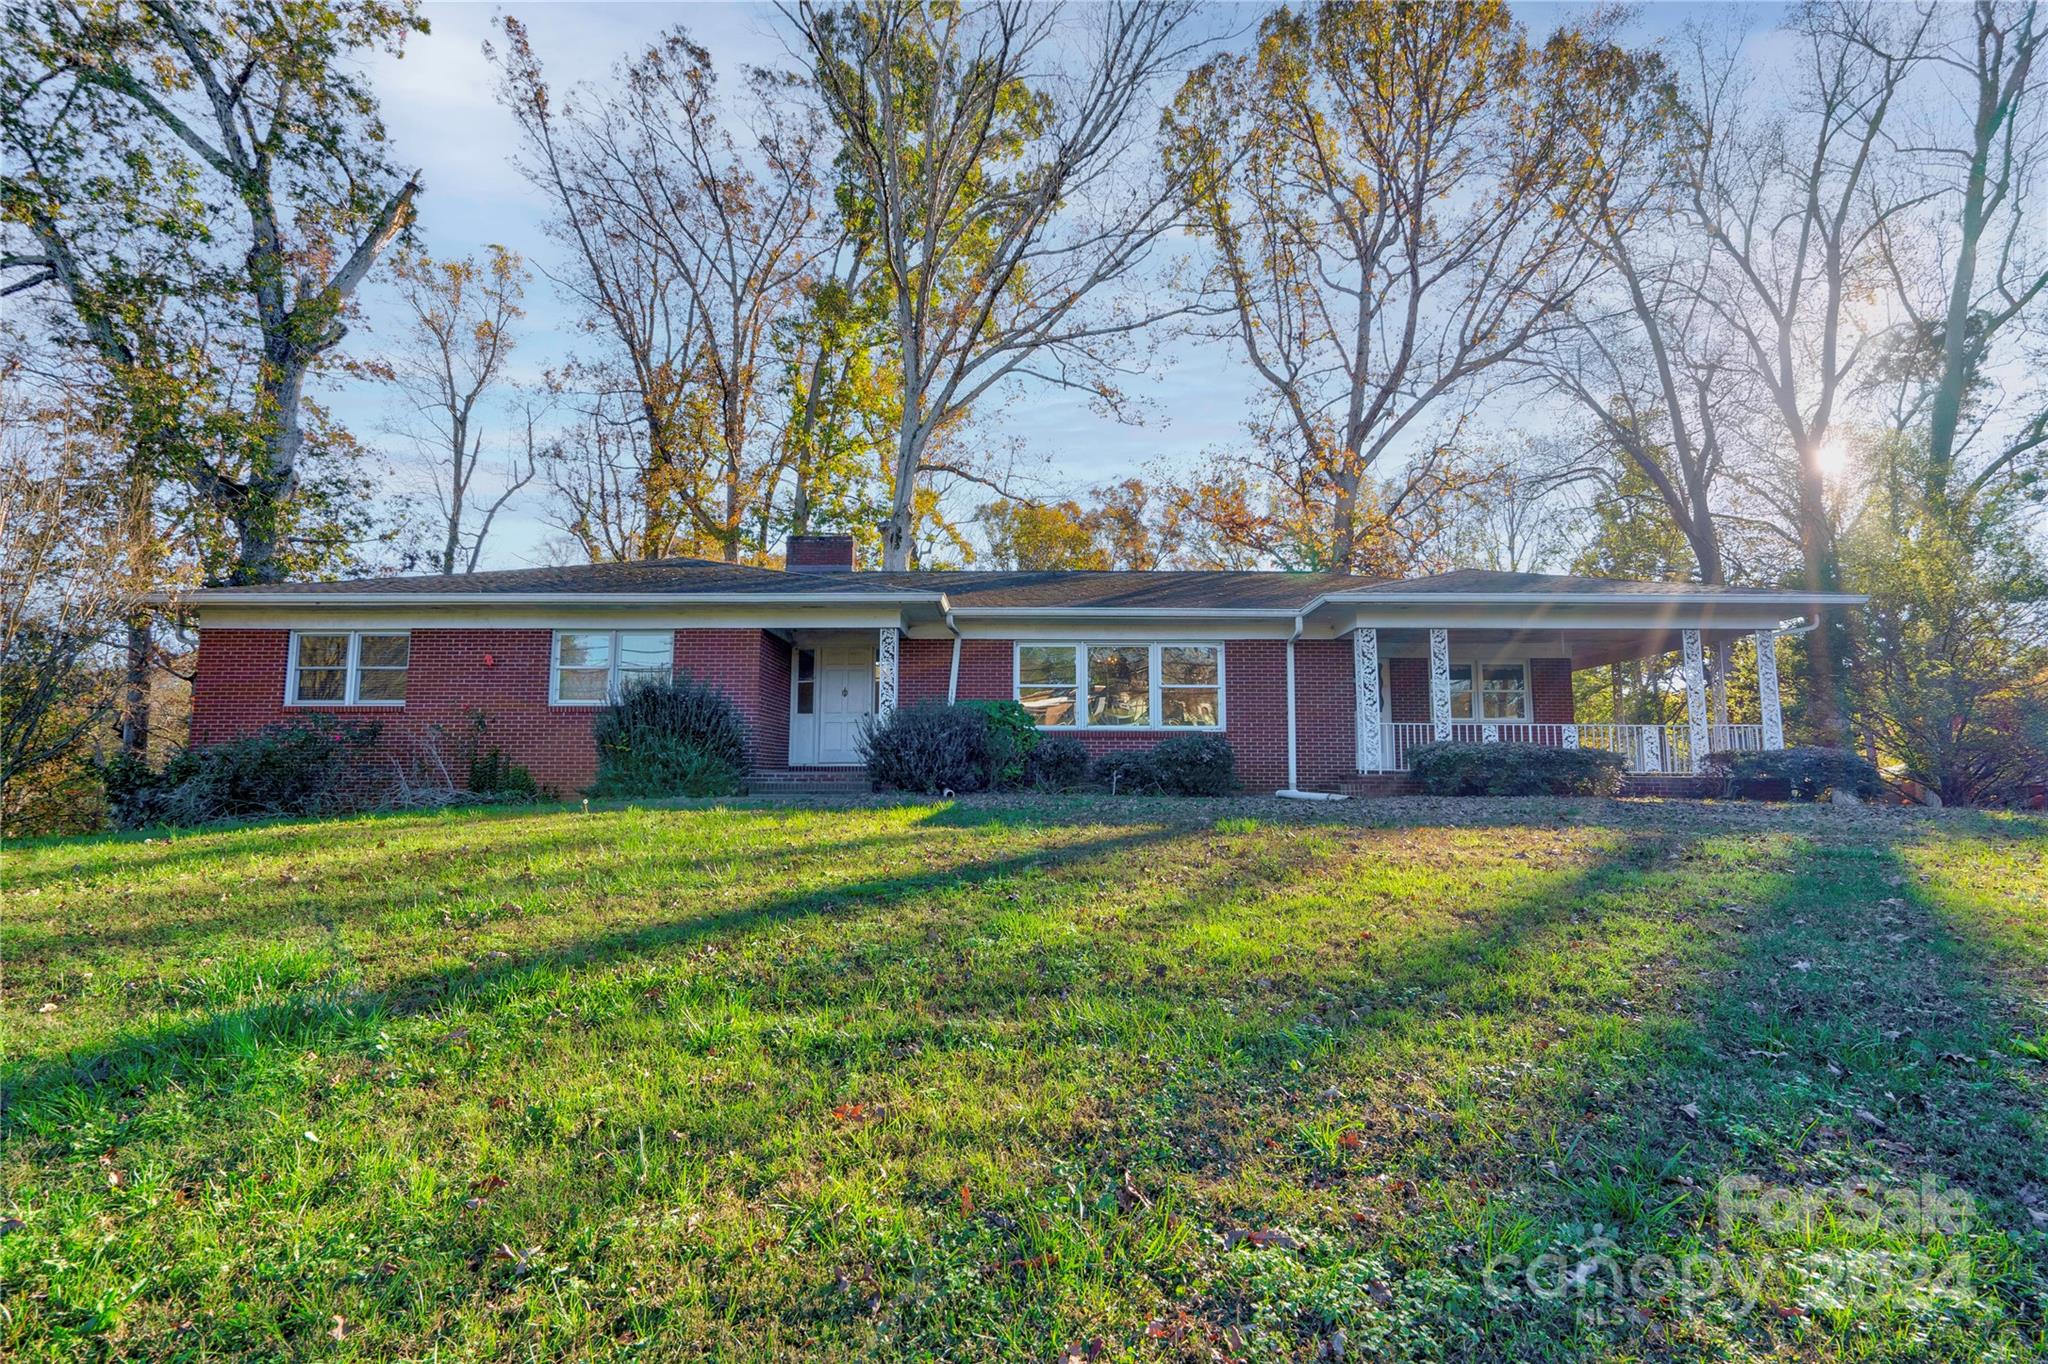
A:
[[1756, 629, 1785, 750], [1482, 724, 1499, 743], [1353, 628, 1382, 771], [1561, 724, 1579, 749], [1640, 726, 1663, 774], [877, 626, 900, 719], [1428, 628, 1453, 741], [1682, 628, 1709, 773]]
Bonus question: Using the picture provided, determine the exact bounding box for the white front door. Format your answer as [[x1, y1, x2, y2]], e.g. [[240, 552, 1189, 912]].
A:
[[791, 639, 874, 766]]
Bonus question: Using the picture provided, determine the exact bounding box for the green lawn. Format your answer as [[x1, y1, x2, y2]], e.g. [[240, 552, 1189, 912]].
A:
[[5, 796, 2046, 1361]]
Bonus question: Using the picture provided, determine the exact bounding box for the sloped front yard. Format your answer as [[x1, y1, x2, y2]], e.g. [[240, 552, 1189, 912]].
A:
[[5, 797, 2046, 1361]]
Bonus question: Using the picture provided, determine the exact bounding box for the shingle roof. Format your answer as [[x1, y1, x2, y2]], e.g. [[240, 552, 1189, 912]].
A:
[[178, 560, 1859, 612]]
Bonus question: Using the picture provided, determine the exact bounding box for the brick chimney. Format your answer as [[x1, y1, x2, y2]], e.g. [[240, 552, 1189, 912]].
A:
[[785, 533, 857, 572]]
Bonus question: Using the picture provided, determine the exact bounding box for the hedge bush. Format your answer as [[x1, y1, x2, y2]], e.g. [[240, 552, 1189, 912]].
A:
[[1023, 735, 1089, 791], [1150, 734, 1238, 795], [861, 702, 993, 793], [588, 676, 747, 799], [1407, 741, 1624, 797], [1711, 746, 1881, 802], [102, 715, 382, 828], [954, 699, 1039, 785], [1091, 750, 1163, 795], [1091, 735, 1239, 796]]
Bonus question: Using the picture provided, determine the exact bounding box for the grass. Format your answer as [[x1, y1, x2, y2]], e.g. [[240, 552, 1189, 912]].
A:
[[4, 794, 2045, 1361]]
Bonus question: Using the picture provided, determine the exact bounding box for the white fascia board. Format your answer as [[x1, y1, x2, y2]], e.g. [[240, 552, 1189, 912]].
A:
[[1315, 590, 1865, 607], [175, 589, 943, 609], [197, 601, 920, 632]]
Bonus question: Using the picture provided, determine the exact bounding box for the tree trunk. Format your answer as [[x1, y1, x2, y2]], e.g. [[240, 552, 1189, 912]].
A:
[[883, 419, 921, 571], [120, 613, 152, 762], [1796, 440, 1849, 745]]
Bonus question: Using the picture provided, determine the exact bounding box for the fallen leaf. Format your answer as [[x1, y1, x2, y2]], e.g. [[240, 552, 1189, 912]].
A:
[[329, 1316, 346, 1342], [1791, 960, 1814, 973], [1679, 1102, 1702, 1121]]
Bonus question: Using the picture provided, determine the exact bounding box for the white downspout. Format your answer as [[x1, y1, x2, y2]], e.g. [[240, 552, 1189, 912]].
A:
[[945, 611, 962, 704], [1277, 613, 1345, 800]]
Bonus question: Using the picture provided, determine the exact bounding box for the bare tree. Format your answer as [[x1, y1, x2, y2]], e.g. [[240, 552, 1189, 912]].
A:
[[369, 246, 537, 574], [788, 0, 1203, 569], [1164, 2, 1650, 570], [1671, 2, 1934, 743], [493, 20, 830, 563], [1879, 0, 2048, 506], [0, 359, 150, 831]]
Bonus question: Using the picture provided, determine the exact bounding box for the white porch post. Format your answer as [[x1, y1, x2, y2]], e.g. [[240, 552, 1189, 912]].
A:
[[1757, 628, 1785, 750], [1682, 628, 1709, 773], [1428, 628, 1453, 741], [877, 626, 900, 719], [1353, 628, 1382, 771]]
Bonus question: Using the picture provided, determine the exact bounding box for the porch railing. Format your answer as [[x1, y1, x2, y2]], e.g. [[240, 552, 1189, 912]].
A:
[[1369, 722, 1767, 775]]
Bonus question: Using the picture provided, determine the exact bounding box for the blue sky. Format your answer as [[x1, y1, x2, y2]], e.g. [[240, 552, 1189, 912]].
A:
[[333, 2, 1754, 569]]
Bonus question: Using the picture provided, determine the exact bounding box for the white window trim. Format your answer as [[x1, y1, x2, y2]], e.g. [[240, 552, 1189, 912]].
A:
[[549, 629, 674, 706], [1013, 641, 1226, 731], [1441, 659, 1529, 722], [286, 630, 410, 707]]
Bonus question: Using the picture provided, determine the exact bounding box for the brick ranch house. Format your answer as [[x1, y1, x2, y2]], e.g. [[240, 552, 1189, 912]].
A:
[[178, 534, 1862, 797]]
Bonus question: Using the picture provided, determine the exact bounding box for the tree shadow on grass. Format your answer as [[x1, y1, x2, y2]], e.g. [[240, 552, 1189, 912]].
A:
[[2, 818, 1196, 1126], [1148, 814, 2048, 1360]]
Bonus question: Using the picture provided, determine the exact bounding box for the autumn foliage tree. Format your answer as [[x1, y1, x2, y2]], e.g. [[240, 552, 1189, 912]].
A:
[[0, 0, 427, 585], [1163, 1, 1649, 571]]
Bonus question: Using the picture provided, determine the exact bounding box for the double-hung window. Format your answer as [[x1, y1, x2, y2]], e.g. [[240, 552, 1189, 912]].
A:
[[1015, 643, 1222, 729], [289, 631, 409, 705], [1445, 661, 1528, 721], [552, 630, 672, 704]]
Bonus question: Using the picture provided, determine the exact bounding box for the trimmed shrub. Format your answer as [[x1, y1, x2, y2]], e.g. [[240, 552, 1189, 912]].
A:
[[862, 702, 1003, 793], [452, 710, 541, 800], [1091, 750, 1162, 795], [102, 715, 382, 828], [1408, 741, 1624, 797], [1023, 735, 1089, 791], [1150, 734, 1238, 796], [955, 699, 1039, 785], [1712, 746, 1881, 802], [588, 676, 747, 799]]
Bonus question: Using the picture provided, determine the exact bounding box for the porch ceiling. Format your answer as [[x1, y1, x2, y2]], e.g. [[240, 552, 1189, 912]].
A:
[[1371, 625, 1757, 668]]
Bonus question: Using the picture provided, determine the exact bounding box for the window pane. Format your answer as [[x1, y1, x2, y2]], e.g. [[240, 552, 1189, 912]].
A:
[[1087, 646, 1150, 726], [356, 667, 407, 703], [796, 649, 815, 681], [796, 680, 815, 715], [557, 632, 610, 669], [1019, 645, 1077, 686], [1161, 687, 1219, 727], [358, 634, 409, 668], [1447, 664, 1474, 720], [297, 634, 348, 668], [557, 667, 609, 702], [1161, 645, 1217, 686], [1019, 686, 1076, 727], [619, 632, 670, 671], [1482, 665, 1526, 720], [296, 667, 346, 701]]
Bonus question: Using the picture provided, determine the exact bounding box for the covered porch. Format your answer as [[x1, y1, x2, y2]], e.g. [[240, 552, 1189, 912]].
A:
[[1347, 622, 1787, 777]]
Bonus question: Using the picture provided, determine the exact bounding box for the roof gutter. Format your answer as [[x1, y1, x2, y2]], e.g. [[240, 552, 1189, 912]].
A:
[[160, 589, 949, 609]]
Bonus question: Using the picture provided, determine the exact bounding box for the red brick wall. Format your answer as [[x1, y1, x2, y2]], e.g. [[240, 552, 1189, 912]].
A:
[[190, 625, 790, 795], [1387, 657, 1430, 723], [899, 637, 952, 706], [1530, 657, 1574, 724]]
